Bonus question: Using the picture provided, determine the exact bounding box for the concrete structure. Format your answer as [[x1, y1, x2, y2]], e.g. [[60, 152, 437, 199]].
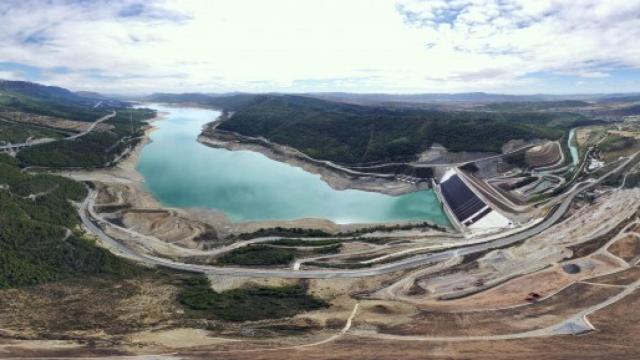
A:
[[438, 169, 511, 232]]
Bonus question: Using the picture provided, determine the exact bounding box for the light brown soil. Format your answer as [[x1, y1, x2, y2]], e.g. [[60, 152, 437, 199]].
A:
[[420, 266, 577, 311], [6, 110, 636, 359], [0, 276, 180, 337], [367, 283, 620, 337], [587, 266, 640, 286], [126, 328, 238, 349], [576, 126, 605, 148], [609, 130, 640, 140], [607, 234, 640, 262], [526, 142, 561, 168], [122, 209, 210, 249], [138, 287, 640, 359]]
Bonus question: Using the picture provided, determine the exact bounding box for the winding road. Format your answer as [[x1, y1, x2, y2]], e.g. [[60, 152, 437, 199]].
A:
[[0, 111, 116, 150], [79, 150, 636, 279]]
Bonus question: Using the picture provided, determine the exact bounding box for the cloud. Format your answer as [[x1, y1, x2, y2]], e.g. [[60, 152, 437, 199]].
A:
[[0, 0, 638, 93], [396, 0, 640, 81], [577, 71, 610, 79], [0, 71, 21, 81]]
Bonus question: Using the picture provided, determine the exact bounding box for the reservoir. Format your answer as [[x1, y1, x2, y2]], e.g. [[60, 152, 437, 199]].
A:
[[136, 104, 449, 224], [568, 128, 579, 166]]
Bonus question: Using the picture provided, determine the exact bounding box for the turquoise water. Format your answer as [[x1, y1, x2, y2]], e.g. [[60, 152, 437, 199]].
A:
[[136, 104, 449, 224], [568, 128, 579, 166]]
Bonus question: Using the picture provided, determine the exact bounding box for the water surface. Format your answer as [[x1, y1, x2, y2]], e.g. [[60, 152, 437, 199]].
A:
[[136, 104, 449, 224], [568, 128, 579, 166]]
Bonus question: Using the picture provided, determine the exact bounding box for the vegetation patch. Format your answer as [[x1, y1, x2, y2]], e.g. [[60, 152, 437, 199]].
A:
[[15, 108, 155, 168], [232, 222, 446, 242], [267, 238, 343, 247], [0, 274, 178, 336], [305, 261, 372, 269], [216, 95, 580, 164], [0, 160, 136, 289], [216, 244, 341, 266], [216, 245, 297, 266], [338, 221, 448, 235], [231, 226, 332, 240], [0, 90, 109, 122], [624, 172, 640, 188], [0, 119, 64, 143], [0, 153, 19, 166], [599, 134, 638, 153], [17, 133, 120, 167], [179, 277, 328, 322]]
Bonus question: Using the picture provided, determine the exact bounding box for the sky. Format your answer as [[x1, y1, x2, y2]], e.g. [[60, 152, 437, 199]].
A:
[[1, 0, 640, 94]]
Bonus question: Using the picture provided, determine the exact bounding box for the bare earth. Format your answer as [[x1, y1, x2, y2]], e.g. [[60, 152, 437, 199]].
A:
[[5, 113, 640, 359]]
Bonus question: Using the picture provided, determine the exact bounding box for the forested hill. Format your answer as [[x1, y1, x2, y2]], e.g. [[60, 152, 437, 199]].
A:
[[215, 94, 587, 165], [146, 93, 258, 111], [0, 80, 127, 121], [0, 154, 135, 288], [0, 80, 157, 168]]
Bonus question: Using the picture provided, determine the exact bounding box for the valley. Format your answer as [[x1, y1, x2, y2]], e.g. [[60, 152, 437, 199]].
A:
[[2, 80, 640, 359]]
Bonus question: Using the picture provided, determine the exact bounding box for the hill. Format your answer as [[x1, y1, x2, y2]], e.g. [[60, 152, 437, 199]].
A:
[[0, 80, 127, 121], [215, 94, 587, 165], [146, 93, 258, 111], [0, 154, 135, 288], [0, 80, 156, 168], [481, 100, 593, 111]]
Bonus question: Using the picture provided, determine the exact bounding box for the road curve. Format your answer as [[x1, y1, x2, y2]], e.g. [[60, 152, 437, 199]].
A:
[[79, 150, 640, 279], [64, 111, 116, 140], [0, 111, 116, 150]]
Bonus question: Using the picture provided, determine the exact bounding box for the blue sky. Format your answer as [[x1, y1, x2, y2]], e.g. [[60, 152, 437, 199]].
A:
[[1, 0, 639, 94]]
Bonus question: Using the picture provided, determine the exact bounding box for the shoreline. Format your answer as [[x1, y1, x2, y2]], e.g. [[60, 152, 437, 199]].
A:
[[58, 109, 451, 239], [198, 127, 433, 196]]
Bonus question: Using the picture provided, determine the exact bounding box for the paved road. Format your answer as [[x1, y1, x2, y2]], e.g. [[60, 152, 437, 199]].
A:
[[0, 137, 54, 150], [0, 111, 116, 150], [64, 111, 116, 140], [79, 150, 639, 279], [351, 270, 640, 342], [210, 125, 535, 179], [349, 143, 538, 170]]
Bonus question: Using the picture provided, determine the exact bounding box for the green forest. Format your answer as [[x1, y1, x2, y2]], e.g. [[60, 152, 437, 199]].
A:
[[0, 90, 109, 122], [216, 243, 342, 266], [0, 154, 134, 289], [0, 118, 66, 143], [179, 277, 328, 321], [216, 95, 588, 165], [16, 108, 155, 168]]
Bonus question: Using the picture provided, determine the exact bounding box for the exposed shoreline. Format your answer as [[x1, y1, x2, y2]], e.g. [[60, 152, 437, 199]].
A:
[[58, 109, 451, 240], [197, 126, 433, 196]]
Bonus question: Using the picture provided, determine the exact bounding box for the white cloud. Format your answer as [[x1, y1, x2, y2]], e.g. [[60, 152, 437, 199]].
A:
[[576, 71, 610, 79], [0, 0, 639, 93], [0, 71, 21, 80], [397, 0, 640, 79]]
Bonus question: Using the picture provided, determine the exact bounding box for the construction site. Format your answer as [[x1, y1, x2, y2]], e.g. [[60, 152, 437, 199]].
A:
[[4, 111, 640, 359]]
